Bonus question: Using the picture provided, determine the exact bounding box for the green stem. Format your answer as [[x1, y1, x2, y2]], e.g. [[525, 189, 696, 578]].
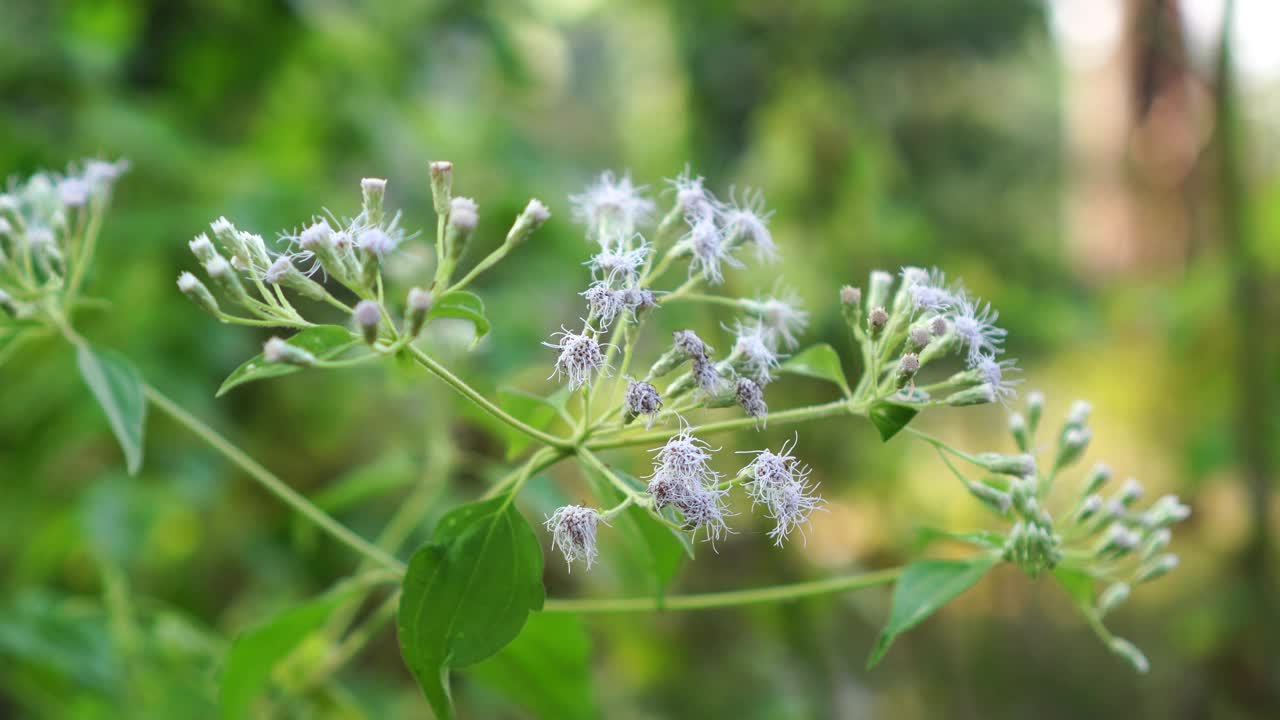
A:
[[587, 399, 856, 450], [405, 344, 573, 449], [542, 566, 902, 613], [144, 385, 404, 573]]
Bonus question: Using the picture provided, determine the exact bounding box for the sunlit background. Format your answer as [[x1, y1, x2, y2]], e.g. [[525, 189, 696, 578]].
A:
[[2, 0, 1278, 717]]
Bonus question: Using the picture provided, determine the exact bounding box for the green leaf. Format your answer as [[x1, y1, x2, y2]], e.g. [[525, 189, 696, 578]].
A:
[[220, 583, 360, 720], [867, 556, 997, 668], [468, 612, 596, 720], [397, 494, 544, 720], [427, 290, 490, 340], [216, 325, 356, 397], [76, 344, 147, 474], [779, 343, 850, 394], [497, 387, 568, 459], [1052, 566, 1096, 610], [868, 401, 918, 442], [293, 451, 419, 548], [586, 468, 690, 597]]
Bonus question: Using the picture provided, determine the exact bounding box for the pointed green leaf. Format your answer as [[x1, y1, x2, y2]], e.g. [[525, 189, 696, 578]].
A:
[[427, 290, 490, 340], [868, 401, 918, 442], [498, 387, 568, 459], [779, 343, 851, 394], [76, 344, 147, 474], [220, 583, 361, 720], [468, 612, 596, 720], [397, 494, 545, 720], [867, 556, 997, 668], [216, 325, 356, 397], [1052, 566, 1096, 610]]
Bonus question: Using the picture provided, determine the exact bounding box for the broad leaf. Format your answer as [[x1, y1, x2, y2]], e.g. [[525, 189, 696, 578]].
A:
[[397, 494, 544, 719], [586, 467, 690, 597], [780, 343, 851, 394], [216, 325, 356, 397], [867, 556, 997, 668], [468, 612, 596, 720], [220, 583, 361, 720], [76, 344, 147, 474], [427, 290, 490, 340], [868, 401, 918, 442], [498, 387, 567, 459]]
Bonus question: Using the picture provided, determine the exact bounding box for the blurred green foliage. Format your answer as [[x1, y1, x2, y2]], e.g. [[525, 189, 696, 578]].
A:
[[2, 0, 1277, 718]]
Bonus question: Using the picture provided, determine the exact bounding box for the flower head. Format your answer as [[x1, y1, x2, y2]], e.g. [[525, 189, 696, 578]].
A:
[[686, 215, 741, 285], [545, 505, 604, 571], [741, 438, 824, 546], [581, 281, 626, 328], [667, 168, 717, 224], [650, 425, 719, 487], [691, 354, 730, 397], [625, 379, 663, 427], [569, 171, 655, 242], [951, 294, 1007, 362], [971, 353, 1021, 405], [735, 377, 768, 421], [732, 319, 781, 385], [357, 227, 399, 258], [586, 239, 649, 284], [721, 187, 776, 263], [544, 325, 608, 390], [905, 267, 956, 314], [672, 329, 711, 359], [746, 289, 809, 349]]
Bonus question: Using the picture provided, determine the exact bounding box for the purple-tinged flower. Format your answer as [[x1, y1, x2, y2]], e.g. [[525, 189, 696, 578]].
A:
[[586, 240, 650, 284], [625, 379, 663, 427], [735, 377, 768, 422], [971, 353, 1021, 405], [732, 319, 781, 385], [721, 187, 776, 263], [951, 294, 1007, 363], [545, 505, 604, 571], [686, 215, 741, 285], [569, 171, 655, 242], [745, 289, 809, 349], [667, 168, 717, 224], [544, 325, 608, 390], [740, 438, 824, 546]]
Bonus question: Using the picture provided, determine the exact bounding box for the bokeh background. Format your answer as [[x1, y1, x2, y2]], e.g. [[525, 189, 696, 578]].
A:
[[3, 0, 1279, 717]]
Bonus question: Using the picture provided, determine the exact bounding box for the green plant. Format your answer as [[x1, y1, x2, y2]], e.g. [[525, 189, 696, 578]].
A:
[[1, 159, 1189, 718]]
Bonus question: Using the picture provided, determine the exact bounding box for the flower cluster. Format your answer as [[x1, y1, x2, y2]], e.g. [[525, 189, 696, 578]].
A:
[[739, 437, 825, 545], [0, 159, 128, 319]]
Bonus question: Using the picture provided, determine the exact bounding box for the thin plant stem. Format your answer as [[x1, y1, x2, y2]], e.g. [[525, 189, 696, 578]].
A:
[[145, 385, 405, 573], [542, 566, 902, 613], [587, 398, 856, 450], [405, 344, 573, 449]]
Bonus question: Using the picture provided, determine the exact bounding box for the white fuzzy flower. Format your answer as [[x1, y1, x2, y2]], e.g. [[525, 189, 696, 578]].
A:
[[624, 379, 663, 427], [741, 438, 824, 546], [905, 267, 957, 314], [667, 168, 717, 223], [686, 215, 741, 285], [745, 290, 809, 349], [732, 319, 781, 385], [692, 354, 730, 397], [569, 171, 655, 242], [721, 188, 776, 263], [971, 353, 1021, 405], [581, 281, 626, 328], [586, 239, 650, 284], [650, 425, 719, 488], [357, 227, 398, 258], [951, 294, 1007, 363], [544, 325, 608, 390], [545, 505, 604, 571]]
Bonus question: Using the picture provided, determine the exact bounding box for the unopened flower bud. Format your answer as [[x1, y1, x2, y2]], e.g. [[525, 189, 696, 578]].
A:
[[177, 272, 220, 316], [353, 300, 381, 345], [867, 306, 888, 336], [1009, 412, 1029, 451], [907, 325, 931, 352], [1142, 494, 1189, 528], [840, 285, 861, 307], [1055, 427, 1092, 471], [1118, 477, 1144, 507], [204, 256, 248, 304], [264, 256, 328, 302], [361, 177, 387, 226], [735, 377, 768, 420], [1026, 390, 1044, 434], [866, 270, 893, 311], [263, 336, 316, 366], [1077, 494, 1103, 522], [189, 233, 218, 264], [1098, 582, 1130, 616], [966, 480, 1011, 514], [974, 452, 1036, 478], [929, 315, 948, 337], [1066, 399, 1092, 428], [672, 329, 710, 359], [1140, 528, 1171, 562], [209, 216, 242, 256], [896, 352, 920, 388], [1135, 554, 1178, 583], [624, 379, 663, 426], [406, 287, 432, 337], [1109, 638, 1149, 674], [506, 199, 551, 246], [947, 383, 996, 407], [1084, 462, 1112, 496], [430, 161, 453, 216], [238, 231, 272, 270]]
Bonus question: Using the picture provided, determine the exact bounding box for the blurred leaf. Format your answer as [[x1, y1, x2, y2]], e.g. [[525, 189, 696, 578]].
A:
[[428, 290, 490, 341], [468, 612, 596, 720], [398, 493, 544, 720], [498, 387, 567, 459], [779, 343, 850, 394], [312, 451, 417, 513], [913, 527, 1005, 552], [0, 589, 118, 693], [220, 581, 362, 720], [867, 556, 997, 668], [586, 467, 691, 597], [215, 325, 356, 397], [1052, 566, 1095, 609], [868, 401, 917, 442], [76, 343, 147, 474]]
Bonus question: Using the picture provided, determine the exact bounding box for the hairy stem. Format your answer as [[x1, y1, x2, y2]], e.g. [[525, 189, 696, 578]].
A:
[[586, 398, 856, 450], [542, 566, 902, 613]]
